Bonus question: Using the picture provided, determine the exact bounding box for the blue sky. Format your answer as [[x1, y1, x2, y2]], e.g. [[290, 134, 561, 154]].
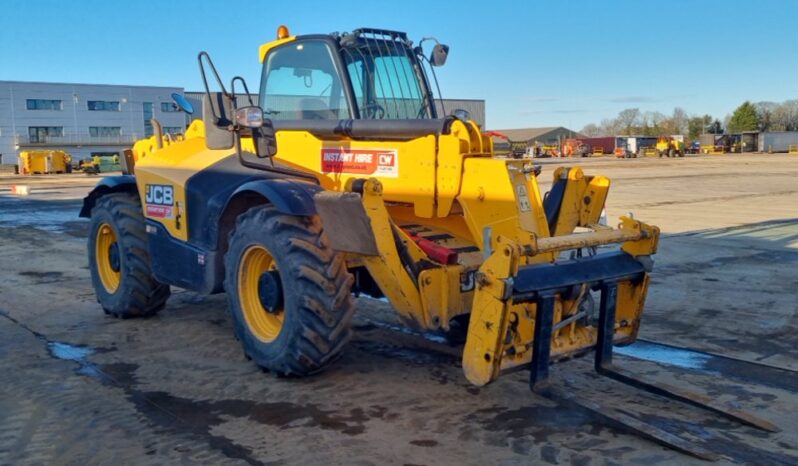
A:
[[1, 0, 796, 129]]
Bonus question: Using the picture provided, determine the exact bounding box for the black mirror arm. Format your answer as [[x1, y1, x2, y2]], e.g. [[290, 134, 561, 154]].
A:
[[230, 76, 256, 107], [198, 51, 232, 122]]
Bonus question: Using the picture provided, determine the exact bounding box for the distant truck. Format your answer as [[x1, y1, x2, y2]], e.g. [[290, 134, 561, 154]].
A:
[[79, 155, 122, 174]]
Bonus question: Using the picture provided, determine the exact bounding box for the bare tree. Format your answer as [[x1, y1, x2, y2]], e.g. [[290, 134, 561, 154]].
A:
[[580, 123, 602, 137], [780, 100, 798, 131], [770, 105, 788, 131], [671, 107, 689, 134], [600, 118, 619, 136], [645, 111, 667, 135], [754, 101, 778, 131], [616, 108, 641, 134]]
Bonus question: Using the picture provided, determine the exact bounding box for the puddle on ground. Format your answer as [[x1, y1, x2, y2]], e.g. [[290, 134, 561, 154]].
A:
[[0, 209, 86, 233], [625, 340, 798, 393], [48, 341, 93, 361], [615, 340, 714, 372], [47, 341, 103, 378], [0, 197, 85, 233]]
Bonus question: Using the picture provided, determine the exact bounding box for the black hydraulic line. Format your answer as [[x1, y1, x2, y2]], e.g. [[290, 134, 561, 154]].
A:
[[390, 222, 420, 288]]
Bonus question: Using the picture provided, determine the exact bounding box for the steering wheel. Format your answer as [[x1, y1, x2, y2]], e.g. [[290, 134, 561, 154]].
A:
[[361, 102, 385, 119]]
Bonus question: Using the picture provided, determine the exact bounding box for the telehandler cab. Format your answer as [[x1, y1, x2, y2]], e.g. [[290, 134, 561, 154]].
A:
[[81, 26, 776, 458]]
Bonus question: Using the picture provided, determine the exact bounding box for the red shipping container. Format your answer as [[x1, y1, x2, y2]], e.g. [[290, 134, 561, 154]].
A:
[[577, 136, 615, 155]]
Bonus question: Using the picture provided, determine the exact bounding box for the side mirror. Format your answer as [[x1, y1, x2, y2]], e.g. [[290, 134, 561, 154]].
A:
[[430, 43, 449, 67], [252, 120, 278, 159], [234, 106, 277, 159], [235, 106, 265, 128], [171, 93, 194, 114]]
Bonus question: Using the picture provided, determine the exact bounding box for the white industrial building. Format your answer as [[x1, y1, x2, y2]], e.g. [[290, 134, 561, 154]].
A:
[[0, 81, 486, 166], [0, 81, 187, 164]]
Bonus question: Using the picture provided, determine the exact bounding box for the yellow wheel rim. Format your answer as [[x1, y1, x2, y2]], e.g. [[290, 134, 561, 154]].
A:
[[237, 245, 284, 342], [95, 223, 121, 293]]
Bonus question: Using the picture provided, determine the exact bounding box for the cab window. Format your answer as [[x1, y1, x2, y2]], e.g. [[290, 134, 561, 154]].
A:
[[260, 40, 350, 120]]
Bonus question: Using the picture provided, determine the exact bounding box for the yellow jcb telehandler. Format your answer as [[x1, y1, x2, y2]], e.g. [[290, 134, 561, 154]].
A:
[[80, 26, 776, 459], [655, 136, 685, 157]]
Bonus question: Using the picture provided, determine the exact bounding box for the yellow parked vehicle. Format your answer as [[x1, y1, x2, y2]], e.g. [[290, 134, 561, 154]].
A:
[[655, 136, 685, 157], [19, 150, 72, 174], [79, 26, 776, 458], [79, 154, 123, 174]]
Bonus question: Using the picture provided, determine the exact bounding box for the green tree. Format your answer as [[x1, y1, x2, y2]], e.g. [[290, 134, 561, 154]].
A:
[[687, 114, 713, 140], [727, 101, 759, 133]]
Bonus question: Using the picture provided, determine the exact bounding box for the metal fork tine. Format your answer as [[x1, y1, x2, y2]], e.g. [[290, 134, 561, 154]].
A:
[[534, 384, 721, 462], [529, 293, 555, 391], [597, 364, 780, 432], [594, 282, 779, 432]]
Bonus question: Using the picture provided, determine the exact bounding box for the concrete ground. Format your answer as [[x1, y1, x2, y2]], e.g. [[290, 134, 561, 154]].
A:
[[0, 154, 796, 465]]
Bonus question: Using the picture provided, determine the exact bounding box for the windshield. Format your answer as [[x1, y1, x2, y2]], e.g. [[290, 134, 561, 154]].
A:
[[259, 40, 350, 120], [340, 38, 432, 119]]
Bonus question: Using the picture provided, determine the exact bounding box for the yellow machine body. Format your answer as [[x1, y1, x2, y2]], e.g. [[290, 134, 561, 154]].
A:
[[124, 29, 660, 387], [656, 137, 685, 156], [133, 115, 658, 386]]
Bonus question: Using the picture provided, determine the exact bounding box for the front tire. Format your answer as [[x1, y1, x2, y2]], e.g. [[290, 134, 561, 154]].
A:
[[88, 193, 170, 318], [224, 205, 355, 376]]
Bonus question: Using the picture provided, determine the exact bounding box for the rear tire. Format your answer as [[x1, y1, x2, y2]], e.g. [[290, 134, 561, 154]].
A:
[[88, 193, 170, 318], [224, 205, 355, 376]]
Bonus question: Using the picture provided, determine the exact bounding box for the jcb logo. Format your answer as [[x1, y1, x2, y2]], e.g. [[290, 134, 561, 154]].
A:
[[145, 184, 174, 206]]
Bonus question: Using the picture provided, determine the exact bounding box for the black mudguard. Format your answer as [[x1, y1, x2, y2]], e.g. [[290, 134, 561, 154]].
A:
[[78, 175, 137, 218]]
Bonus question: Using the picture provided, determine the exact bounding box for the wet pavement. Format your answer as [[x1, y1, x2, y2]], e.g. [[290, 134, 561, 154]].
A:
[[1, 157, 797, 465]]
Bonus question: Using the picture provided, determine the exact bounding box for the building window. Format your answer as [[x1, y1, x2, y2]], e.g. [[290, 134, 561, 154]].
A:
[[162, 127, 184, 135], [143, 102, 153, 137], [26, 99, 62, 110], [87, 100, 120, 111], [160, 102, 178, 112], [89, 126, 121, 137], [28, 126, 64, 142]]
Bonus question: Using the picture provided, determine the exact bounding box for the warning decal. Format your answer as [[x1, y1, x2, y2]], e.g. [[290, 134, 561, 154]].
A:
[[321, 147, 399, 178]]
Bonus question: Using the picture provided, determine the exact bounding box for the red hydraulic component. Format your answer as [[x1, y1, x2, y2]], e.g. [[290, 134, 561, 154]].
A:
[[404, 230, 459, 265]]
